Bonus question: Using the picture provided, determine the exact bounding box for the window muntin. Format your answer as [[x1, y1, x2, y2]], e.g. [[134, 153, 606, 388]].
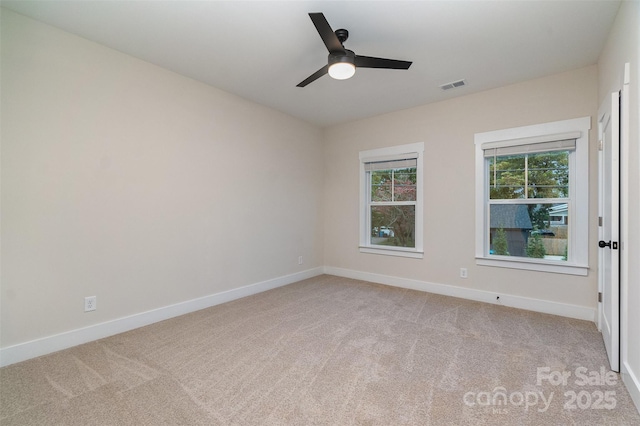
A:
[[360, 142, 424, 258]]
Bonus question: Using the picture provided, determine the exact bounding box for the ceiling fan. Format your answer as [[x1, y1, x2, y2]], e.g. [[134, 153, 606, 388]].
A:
[[297, 13, 413, 87]]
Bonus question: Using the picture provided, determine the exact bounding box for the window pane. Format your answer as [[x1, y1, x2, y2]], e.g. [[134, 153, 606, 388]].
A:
[[371, 168, 417, 202], [393, 168, 417, 201], [527, 151, 569, 198], [371, 170, 392, 201], [490, 151, 569, 200], [489, 155, 525, 199], [489, 203, 568, 261], [371, 205, 415, 248]]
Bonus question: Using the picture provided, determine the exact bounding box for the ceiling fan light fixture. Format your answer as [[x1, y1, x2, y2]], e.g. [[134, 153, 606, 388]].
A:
[[328, 62, 356, 80], [328, 49, 356, 80]]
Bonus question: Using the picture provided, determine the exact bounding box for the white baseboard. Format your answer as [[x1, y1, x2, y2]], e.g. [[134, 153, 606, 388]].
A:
[[0, 266, 598, 367], [622, 361, 640, 414], [0, 267, 323, 367], [323, 266, 596, 322]]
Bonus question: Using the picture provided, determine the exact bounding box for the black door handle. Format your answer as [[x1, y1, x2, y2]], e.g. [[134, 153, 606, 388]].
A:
[[599, 240, 611, 248]]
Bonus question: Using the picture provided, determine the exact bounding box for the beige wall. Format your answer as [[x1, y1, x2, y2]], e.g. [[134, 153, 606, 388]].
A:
[[324, 66, 599, 308], [598, 0, 640, 409], [1, 10, 324, 348]]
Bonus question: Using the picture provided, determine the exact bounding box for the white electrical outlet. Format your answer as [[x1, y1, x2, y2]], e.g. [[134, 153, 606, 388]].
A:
[[298, 256, 303, 265], [460, 268, 468, 279], [84, 296, 96, 312]]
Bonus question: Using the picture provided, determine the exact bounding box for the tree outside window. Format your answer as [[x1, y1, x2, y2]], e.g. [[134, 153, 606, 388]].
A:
[[359, 142, 424, 258], [370, 167, 417, 248], [488, 150, 569, 261]]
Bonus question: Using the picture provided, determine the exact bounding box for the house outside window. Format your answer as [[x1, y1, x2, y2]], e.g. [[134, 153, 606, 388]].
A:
[[475, 117, 590, 276], [359, 142, 424, 258]]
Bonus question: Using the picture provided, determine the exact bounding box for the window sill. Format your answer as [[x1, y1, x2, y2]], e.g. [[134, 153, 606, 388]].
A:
[[476, 256, 588, 276], [360, 246, 424, 259]]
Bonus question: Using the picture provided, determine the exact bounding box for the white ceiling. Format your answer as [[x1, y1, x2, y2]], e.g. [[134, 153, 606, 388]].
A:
[[2, 0, 621, 127]]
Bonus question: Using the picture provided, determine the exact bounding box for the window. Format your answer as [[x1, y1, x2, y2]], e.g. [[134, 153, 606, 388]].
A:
[[475, 117, 590, 275], [360, 142, 424, 258]]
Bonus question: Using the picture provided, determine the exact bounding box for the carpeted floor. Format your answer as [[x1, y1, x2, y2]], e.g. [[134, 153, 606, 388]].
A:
[[1, 274, 639, 425]]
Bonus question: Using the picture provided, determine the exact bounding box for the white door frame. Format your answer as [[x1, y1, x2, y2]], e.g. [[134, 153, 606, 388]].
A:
[[597, 90, 620, 372], [619, 63, 631, 377]]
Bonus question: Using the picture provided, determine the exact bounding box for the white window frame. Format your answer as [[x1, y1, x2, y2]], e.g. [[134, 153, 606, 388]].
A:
[[359, 142, 424, 259], [474, 117, 590, 276]]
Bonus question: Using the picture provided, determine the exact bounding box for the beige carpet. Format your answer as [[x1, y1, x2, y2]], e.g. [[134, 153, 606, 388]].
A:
[[1, 275, 639, 425]]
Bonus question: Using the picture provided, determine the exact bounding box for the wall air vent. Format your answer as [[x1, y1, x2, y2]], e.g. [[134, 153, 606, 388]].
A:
[[440, 79, 467, 91]]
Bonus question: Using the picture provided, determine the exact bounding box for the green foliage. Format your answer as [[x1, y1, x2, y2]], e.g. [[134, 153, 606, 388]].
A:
[[489, 151, 569, 200], [528, 204, 551, 232], [489, 155, 526, 199], [493, 227, 509, 256], [526, 231, 546, 258]]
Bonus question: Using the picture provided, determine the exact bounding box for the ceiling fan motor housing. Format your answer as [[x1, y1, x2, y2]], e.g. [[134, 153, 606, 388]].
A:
[[329, 49, 356, 67], [334, 28, 349, 43]]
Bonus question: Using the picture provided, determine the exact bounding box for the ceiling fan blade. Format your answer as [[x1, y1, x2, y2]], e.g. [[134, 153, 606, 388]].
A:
[[355, 55, 412, 70], [309, 13, 344, 53], [296, 65, 329, 87]]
